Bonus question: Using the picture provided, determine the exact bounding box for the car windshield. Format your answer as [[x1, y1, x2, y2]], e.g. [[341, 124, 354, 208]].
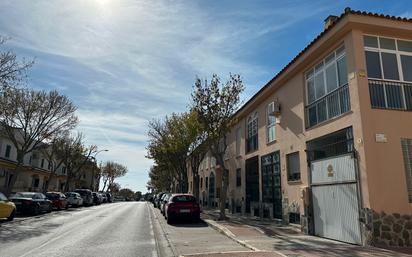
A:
[[14, 192, 36, 198], [172, 195, 195, 202], [46, 193, 59, 199]]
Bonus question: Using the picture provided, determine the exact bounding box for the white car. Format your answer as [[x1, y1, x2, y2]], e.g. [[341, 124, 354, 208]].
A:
[[65, 192, 83, 207]]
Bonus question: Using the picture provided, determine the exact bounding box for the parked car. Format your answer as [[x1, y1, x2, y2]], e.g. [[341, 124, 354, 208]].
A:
[[160, 193, 171, 215], [0, 192, 16, 221], [92, 192, 102, 205], [74, 189, 93, 206], [65, 192, 83, 207], [105, 193, 112, 203], [100, 193, 107, 203], [9, 192, 52, 215], [46, 192, 68, 210], [165, 194, 200, 224], [155, 192, 165, 208]]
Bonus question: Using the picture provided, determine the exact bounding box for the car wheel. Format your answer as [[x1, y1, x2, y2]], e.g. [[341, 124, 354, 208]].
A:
[[7, 210, 15, 221], [47, 204, 52, 213], [167, 215, 173, 225], [33, 205, 40, 215]]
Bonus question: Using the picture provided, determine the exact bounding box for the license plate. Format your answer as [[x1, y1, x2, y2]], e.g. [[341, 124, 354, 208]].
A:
[[180, 209, 190, 213]]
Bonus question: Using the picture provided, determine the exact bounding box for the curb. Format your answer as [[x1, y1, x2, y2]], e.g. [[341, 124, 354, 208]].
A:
[[203, 218, 261, 252]]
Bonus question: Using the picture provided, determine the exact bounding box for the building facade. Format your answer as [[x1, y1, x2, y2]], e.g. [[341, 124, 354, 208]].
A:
[[188, 9, 412, 247], [0, 133, 97, 194]]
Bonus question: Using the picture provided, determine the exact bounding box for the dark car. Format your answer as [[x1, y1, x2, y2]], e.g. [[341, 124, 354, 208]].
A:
[[74, 189, 93, 206], [10, 192, 52, 215], [105, 193, 113, 203], [92, 192, 102, 205], [46, 192, 68, 210], [165, 194, 200, 224], [154, 193, 164, 208]]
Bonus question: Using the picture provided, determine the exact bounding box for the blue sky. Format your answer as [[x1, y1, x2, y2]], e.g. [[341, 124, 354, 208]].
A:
[[0, 0, 411, 193]]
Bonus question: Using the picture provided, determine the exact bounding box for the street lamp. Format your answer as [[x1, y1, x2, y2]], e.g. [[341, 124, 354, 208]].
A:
[[91, 149, 108, 191]]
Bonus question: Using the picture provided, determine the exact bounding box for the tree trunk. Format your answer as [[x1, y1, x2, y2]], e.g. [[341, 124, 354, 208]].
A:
[[5, 153, 24, 196], [219, 168, 229, 220], [193, 173, 199, 202]]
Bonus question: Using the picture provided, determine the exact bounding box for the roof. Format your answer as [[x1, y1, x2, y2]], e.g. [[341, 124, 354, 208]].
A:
[[235, 7, 412, 117]]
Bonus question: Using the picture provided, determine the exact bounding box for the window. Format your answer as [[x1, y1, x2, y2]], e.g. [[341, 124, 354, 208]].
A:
[[266, 103, 276, 143], [235, 127, 241, 156], [62, 166, 66, 174], [200, 177, 203, 189], [41, 159, 45, 168], [205, 177, 208, 188], [364, 35, 412, 111], [246, 112, 258, 152], [32, 176, 40, 188], [289, 212, 301, 224], [401, 138, 412, 203], [5, 145, 11, 158], [236, 168, 241, 187], [287, 152, 301, 182], [305, 46, 350, 127]]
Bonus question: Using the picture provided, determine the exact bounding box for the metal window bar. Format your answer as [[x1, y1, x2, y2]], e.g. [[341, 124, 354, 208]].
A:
[[305, 84, 350, 128], [369, 79, 412, 110]]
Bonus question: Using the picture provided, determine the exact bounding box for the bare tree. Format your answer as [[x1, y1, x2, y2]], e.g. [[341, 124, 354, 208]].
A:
[[39, 135, 68, 193], [101, 161, 128, 192], [56, 133, 97, 192], [191, 74, 244, 220], [0, 36, 33, 89], [0, 88, 78, 196]]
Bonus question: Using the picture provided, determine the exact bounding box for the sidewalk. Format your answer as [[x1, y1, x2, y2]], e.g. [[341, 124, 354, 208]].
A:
[[201, 209, 412, 257]]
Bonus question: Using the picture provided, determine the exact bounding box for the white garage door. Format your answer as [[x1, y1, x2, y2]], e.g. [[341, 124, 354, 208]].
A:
[[311, 154, 362, 244]]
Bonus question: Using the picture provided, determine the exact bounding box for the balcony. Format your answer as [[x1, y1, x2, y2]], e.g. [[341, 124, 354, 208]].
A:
[[368, 79, 412, 111], [305, 84, 350, 128]]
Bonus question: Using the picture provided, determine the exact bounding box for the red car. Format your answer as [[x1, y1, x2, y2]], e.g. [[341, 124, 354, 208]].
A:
[[165, 194, 200, 224], [46, 192, 68, 210]]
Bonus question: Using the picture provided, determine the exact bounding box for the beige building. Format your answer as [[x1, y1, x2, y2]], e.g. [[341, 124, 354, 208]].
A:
[[188, 8, 412, 247], [0, 134, 96, 194]]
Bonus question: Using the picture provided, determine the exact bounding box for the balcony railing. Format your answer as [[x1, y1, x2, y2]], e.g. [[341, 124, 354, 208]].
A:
[[305, 84, 350, 128], [368, 79, 412, 111]]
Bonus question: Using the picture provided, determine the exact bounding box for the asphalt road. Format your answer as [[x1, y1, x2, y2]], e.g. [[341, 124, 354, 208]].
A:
[[0, 202, 158, 257]]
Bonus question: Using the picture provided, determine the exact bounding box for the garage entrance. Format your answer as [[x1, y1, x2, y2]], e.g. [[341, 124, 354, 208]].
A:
[[307, 127, 362, 244]]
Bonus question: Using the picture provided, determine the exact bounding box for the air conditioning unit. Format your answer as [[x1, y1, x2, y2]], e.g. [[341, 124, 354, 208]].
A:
[[268, 101, 281, 117]]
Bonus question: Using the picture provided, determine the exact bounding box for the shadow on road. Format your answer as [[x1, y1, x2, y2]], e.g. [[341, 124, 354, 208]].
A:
[[0, 221, 61, 243], [169, 219, 209, 228]]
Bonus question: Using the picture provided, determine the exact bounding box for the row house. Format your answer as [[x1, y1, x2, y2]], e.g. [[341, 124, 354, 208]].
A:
[[188, 9, 412, 247], [0, 132, 95, 194]]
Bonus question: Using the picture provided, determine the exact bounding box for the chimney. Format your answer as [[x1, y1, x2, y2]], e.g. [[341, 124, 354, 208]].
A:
[[324, 15, 338, 30]]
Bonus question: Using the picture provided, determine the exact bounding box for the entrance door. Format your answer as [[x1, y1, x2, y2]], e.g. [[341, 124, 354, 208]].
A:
[[245, 156, 259, 214], [311, 153, 361, 244], [261, 152, 282, 219]]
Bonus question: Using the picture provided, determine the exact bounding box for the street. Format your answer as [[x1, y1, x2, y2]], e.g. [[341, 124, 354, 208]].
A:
[[0, 202, 254, 257], [0, 202, 158, 257], [1, 202, 410, 257]]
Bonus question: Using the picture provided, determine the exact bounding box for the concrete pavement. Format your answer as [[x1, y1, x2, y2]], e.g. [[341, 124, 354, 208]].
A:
[[0, 202, 158, 257], [201, 209, 412, 257], [149, 203, 250, 257]]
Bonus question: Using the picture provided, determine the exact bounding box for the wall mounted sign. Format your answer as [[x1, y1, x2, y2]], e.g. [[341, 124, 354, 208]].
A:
[[327, 164, 334, 177], [375, 133, 387, 143]]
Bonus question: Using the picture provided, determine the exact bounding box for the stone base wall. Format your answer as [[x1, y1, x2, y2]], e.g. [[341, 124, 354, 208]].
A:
[[368, 210, 412, 247]]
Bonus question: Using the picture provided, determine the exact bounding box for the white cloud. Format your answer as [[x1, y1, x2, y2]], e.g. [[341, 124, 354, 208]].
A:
[[0, 0, 332, 192]]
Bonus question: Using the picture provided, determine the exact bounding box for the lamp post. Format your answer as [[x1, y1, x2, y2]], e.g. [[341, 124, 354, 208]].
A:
[[91, 149, 108, 191]]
